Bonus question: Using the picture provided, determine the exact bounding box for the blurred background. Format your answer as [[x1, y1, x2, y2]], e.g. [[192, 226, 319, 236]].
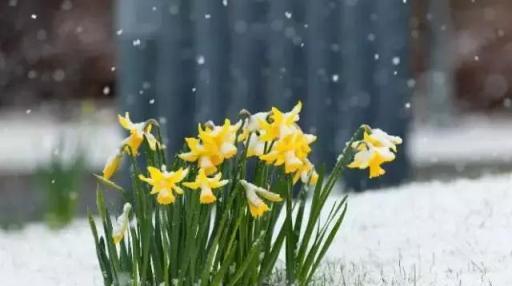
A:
[[1, 0, 512, 225]]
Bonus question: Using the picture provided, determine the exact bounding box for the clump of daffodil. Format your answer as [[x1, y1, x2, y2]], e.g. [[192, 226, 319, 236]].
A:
[[138, 166, 189, 205], [183, 169, 229, 204], [348, 127, 402, 178], [90, 105, 405, 286], [239, 180, 282, 218], [112, 203, 131, 244]]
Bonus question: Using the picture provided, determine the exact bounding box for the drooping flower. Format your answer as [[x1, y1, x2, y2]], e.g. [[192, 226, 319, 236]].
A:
[[118, 112, 160, 156], [293, 158, 319, 186], [260, 131, 317, 174], [238, 112, 269, 157], [239, 180, 282, 218], [112, 203, 131, 244], [102, 151, 122, 180], [183, 169, 229, 204], [138, 166, 189, 205], [363, 129, 402, 152], [347, 128, 402, 179], [179, 120, 241, 175], [348, 142, 396, 178]]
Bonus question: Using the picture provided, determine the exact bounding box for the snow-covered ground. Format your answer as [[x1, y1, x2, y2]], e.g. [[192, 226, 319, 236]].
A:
[[2, 174, 511, 285]]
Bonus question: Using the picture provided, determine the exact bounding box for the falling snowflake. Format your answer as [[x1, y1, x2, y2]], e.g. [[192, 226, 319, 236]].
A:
[[196, 55, 205, 65]]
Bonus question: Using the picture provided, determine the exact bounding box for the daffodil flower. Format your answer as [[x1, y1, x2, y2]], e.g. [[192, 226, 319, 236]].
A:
[[238, 112, 269, 158], [348, 142, 396, 178], [183, 169, 229, 204], [179, 120, 241, 175], [179, 138, 223, 175], [112, 203, 131, 244], [246, 133, 266, 157], [364, 129, 402, 151], [293, 158, 319, 186], [198, 119, 240, 159], [239, 180, 282, 218], [138, 166, 189, 205], [118, 112, 160, 156], [260, 131, 316, 174], [259, 101, 302, 142], [102, 151, 122, 180]]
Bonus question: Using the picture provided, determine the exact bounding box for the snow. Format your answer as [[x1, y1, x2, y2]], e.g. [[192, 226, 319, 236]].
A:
[[409, 115, 512, 166], [2, 174, 512, 285]]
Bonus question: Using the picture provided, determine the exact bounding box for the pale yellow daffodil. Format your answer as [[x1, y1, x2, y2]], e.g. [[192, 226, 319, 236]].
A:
[[138, 166, 189, 205], [238, 112, 269, 158], [246, 133, 266, 157], [348, 143, 396, 178], [239, 180, 282, 218], [112, 203, 131, 244], [293, 158, 319, 186], [118, 112, 160, 156], [364, 129, 402, 152], [183, 169, 229, 204]]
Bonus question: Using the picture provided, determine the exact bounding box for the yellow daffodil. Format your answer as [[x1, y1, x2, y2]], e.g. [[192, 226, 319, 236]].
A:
[[112, 203, 131, 244], [118, 112, 160, 156], [198, 119, 240, 159], [348, 143, 396, 178], [293, 158, 319, 186], [179, 138, 223, 175], [138, 166, 189, 205], [183, 169, 229, 204], [259, 101, 302, 142], [239, 180, 282, 218], [102, 151, 122, 180], [260, 131, 316, 174], [179, 120, 241, 175], [364, 129, 402, 151]]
